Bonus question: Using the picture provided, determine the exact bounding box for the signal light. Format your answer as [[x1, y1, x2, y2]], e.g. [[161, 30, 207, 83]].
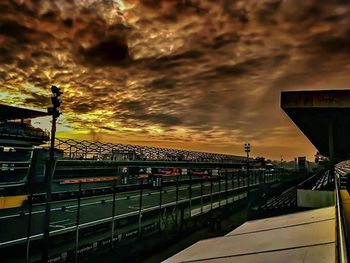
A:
[[51, 96, 62, 108], [51, 85, 63, 96], [244, 143, 251, 153], [49, 85, 63, 119]]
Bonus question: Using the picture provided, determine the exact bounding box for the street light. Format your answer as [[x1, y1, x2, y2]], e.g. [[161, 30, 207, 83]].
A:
[[43, 85, 63, 261], [47, 85, 63, 157], [280, 155, 283, 180], [244, 143, 251, 199]]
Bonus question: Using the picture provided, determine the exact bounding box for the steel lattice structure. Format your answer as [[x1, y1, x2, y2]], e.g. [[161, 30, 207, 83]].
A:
[[55, 138, 248, 163]]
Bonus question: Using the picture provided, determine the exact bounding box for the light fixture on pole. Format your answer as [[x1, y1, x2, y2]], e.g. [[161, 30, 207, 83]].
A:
[[43, 85, 63, 261], [244, 143, 251, 200]]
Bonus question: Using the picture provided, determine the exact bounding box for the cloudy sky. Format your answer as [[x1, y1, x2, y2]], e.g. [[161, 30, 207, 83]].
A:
[[1, 0, 350, 160]]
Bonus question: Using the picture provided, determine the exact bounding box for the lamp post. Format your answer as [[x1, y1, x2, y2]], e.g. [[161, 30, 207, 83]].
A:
[[280, 155, 283, 180], [48, 86, 62, 156], [244, 143, 251, 203], [43, 86, 63, 261]]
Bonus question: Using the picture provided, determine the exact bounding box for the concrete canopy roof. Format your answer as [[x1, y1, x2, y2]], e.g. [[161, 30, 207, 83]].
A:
[[0, 104, 49, 121], [165, 207, 336, 263], [281, 90, 350, 160]]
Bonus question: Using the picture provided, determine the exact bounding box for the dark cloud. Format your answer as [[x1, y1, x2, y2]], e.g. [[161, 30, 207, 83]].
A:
[[79, 39, 129, 66], [117, 99, 182, 127], [70, 103, 94, 114], [148, 78, 176, 89], [100, 126, 117, 131], [140, 0, 162, 9], [24, 93, 49, 106], [0, 47, 14, 64], [120, 100, 144, 112], [143, 113, 183, 126], [144, 50, 204, 71], [214, 57, 265, 76], [0, 20, 33, 42], [210, 33, 241, 49], [255, 0, 281, 25], [313, 35, 350, 53]]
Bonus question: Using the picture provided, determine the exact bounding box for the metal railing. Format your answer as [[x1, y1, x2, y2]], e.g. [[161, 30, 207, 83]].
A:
[[335, 172, 348, 263], [0, 167, 285, 263]]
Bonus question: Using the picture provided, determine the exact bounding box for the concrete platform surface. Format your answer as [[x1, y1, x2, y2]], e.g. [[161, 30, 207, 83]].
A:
[[164, 206, 336, 263]]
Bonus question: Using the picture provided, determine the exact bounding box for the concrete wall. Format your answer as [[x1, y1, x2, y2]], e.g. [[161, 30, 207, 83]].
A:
[[297, 189, 334, 208]]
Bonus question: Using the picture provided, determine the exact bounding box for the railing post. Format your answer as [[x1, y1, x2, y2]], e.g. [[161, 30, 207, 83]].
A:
[[111, 179, 117, 248], [75, 181, 82, 263], [159, 176, 163, 232], [200, 177, 204, 214], [180, 206, 185, 230], [238, 172, 240, 188], [138, 178, 144, 237], [175, 174, 179, 226], [335, 174, 348, 263], [42, 158, 56, 262], [210, 177, 213, 212], [25, 193, 33, 263], [231, 171, 234, 190], [225, 170, 228, 206], [189, 172, 192, 215], [218, 174, 222, 208], [254, 171, 257, 185], [247, 168, 250, 198]]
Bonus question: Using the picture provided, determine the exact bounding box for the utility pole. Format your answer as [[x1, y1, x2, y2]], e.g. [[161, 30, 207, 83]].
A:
[[244, 143, 251, 211], [43, 86, 63, 262], [280, 155, 283, 180]]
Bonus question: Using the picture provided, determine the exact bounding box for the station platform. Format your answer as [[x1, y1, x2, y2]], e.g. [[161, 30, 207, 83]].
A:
[[164, 206, 336, 263]]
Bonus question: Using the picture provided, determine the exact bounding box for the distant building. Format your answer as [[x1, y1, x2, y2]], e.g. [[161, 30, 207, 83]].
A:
[[298, 156, 307, 171]]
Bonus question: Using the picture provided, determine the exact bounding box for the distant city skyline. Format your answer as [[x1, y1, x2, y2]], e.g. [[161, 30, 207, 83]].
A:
[[2, 0, 350, 160]]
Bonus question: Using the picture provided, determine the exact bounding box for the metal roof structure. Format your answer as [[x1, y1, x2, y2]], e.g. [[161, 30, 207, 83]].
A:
[[0, 104, 49, 120], [55, 138, 250, 163]]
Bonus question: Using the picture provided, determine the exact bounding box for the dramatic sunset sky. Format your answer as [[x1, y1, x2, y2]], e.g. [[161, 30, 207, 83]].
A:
[[1, 0, 350, 160]]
